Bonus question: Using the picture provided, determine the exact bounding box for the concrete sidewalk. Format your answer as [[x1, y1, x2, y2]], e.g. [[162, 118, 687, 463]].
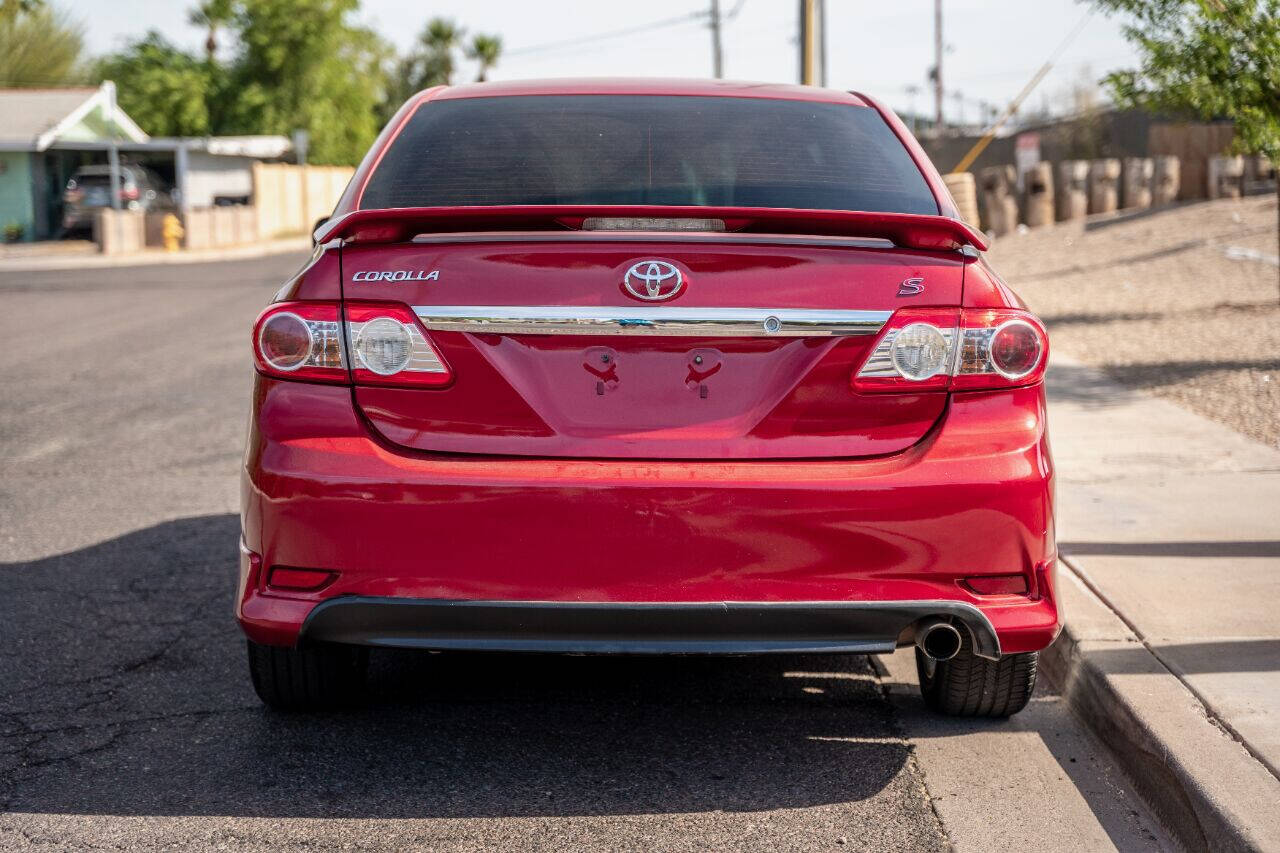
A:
[[1043, 356, 1280, 851]]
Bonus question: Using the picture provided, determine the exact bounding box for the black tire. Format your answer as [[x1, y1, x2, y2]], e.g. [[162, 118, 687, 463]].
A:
[[915, 629, 1037, 717], [246, 639, 368, 711]]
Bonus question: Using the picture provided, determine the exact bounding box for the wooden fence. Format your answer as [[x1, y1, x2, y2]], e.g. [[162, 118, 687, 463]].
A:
[[252, 163, 355, 239], [1148, 123, 1235, 200]]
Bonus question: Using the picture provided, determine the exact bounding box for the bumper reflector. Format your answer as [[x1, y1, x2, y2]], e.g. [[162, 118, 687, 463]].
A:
[[963, 574, 1029, 596], [267, 566, 337, 592]]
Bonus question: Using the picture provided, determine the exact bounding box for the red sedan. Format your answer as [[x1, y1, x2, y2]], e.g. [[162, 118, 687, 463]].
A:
[[240, 79, 1057, 716]]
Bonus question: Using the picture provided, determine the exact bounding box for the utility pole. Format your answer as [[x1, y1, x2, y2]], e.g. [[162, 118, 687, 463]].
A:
[[798, 0, 825, 86], [709, 0, 724, 78], [933, 0, 944, 130], [104, 81, 121, 212]]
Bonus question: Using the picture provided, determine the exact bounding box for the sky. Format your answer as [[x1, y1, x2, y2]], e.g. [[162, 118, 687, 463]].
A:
[[63, 0, 1140, 124]]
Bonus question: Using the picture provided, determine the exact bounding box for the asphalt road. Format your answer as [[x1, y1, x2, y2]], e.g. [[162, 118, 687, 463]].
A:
[[0, 253, 1169, 851]]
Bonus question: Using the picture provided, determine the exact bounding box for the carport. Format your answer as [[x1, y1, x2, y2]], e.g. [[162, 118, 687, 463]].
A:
[[0, 81, 293, 242], [0, 82, 149, 241]]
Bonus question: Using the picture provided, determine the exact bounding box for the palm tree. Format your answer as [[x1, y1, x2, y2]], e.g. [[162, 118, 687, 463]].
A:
[[420, 17, 461, 86], [187, 0, 233, 61], [465, 33, 502, 82]]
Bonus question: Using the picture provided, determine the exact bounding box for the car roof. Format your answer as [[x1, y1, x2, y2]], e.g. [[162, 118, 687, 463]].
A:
[[429, 77, 871, 107]]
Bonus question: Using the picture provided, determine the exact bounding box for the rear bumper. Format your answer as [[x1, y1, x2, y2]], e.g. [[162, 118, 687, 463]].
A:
[[239, 377, 1059, 655], [300, 597, 1003, 658]]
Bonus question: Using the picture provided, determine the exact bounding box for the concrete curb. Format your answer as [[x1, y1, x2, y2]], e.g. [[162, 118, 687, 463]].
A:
[[0, 237, 311, 272], [1042, 563, 1280, 853]]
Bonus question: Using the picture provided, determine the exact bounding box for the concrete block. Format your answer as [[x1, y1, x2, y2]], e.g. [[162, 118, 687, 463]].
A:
[[1245, 154, 1275, 183], [181, 206, 261, 250], [1087, 159, 1121, 214], [1022, 162, 1055, 228], [1122, 157, 1154, 210], [143, 212, 168, 248], [1056, 160, 1089, 221], [1207, 155, 1243, 199], [941, 171, 980, 229], [1153, 156, 1181, 206], [92, 209, 146, 255], [1243, 154, 1276, 195], [977, 165, 1019, 237]]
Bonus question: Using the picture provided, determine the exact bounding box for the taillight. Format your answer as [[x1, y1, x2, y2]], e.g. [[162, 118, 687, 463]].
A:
[[345, 302, 452, 387], [853, 308, 1047, 392], [252, 301, 346, 383], [950, 310, 1048, 390], [852, 308, 959, 392], [251, 301, 452, 387]]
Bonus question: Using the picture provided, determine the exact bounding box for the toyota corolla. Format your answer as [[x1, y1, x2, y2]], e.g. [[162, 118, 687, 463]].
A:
[[240, 79, 1057, 716]]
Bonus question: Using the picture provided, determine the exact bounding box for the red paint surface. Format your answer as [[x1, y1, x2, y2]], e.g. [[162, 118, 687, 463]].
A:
[[245, 80, 1059, 657], [240, 377, 1058, 654]]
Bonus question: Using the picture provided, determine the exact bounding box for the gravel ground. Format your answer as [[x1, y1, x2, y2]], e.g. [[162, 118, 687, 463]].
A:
[[986, 195, 1280, 447]]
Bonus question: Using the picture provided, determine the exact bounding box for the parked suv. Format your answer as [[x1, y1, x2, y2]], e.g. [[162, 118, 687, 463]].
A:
[[240, 79, 1057, 716], [62, 164, 171, 235]]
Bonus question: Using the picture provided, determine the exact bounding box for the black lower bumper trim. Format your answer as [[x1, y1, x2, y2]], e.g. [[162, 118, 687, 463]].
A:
[[300, 598, 1002, 659]]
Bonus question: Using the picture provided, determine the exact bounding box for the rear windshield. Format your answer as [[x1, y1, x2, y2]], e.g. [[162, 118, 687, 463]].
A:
[[360, 95, 938, 215]]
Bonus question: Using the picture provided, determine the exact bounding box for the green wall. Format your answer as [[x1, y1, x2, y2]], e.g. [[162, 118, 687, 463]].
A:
[[0, 152, 34, 242]]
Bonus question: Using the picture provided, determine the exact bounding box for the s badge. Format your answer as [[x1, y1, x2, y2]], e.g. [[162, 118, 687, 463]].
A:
[[897, 277, 925, 296]]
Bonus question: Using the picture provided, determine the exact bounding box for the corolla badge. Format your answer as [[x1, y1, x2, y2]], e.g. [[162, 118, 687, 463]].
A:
[[351, 269, 439, 282], [623, 260, 684, 301]]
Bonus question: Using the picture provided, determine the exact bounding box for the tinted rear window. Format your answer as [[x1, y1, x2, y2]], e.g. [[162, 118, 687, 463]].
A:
[[361, 95, 938, 215]]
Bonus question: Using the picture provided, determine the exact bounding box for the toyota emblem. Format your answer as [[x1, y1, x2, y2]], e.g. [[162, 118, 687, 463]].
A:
[[623, 260, 685, 302]]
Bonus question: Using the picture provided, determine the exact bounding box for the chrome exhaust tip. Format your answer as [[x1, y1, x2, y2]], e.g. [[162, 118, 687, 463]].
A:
[[916, 619, 963, 662]]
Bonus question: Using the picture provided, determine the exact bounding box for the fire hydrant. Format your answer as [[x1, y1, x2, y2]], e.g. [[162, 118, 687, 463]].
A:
[[162, 213, 184, 252]]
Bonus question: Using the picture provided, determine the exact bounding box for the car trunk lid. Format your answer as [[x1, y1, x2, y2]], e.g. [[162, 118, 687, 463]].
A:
[[340, 219, 967, 460]]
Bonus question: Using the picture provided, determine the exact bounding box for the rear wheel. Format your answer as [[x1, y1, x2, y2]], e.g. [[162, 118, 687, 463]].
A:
[[916, 631, 1037, 717], [246, 639, 368, 711]]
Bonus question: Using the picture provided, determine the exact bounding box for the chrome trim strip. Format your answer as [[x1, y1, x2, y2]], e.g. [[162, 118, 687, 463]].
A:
[[413, 306, 892, 337], [408, 231, 896, 250]]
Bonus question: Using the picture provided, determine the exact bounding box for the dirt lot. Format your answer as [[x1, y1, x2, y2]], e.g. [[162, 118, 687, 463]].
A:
[[987, 195, 1280, 448]]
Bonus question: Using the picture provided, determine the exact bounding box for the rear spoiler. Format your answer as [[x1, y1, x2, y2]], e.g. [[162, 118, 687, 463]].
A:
[[315, 205, 989, 252]]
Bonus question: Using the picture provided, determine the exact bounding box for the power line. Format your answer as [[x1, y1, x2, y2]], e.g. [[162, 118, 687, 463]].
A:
[[710, 0, 723, 78], [949, 53, 1134, 85], [506, 2, 749, 63], [504, 11, 710, 58]]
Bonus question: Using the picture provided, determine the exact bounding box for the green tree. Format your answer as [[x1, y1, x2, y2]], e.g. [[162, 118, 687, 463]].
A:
[[1091, 0, 1280, 289], [95, 1, 502, 166], [0, 1, 84, 87], [466, 33, 502, 82], [223, 0, 391, 165], [0, 0, 45, 18], [188, 0, 234, 61], [96, 33, 215, 136]]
